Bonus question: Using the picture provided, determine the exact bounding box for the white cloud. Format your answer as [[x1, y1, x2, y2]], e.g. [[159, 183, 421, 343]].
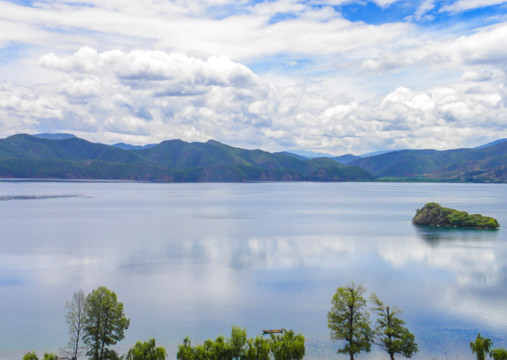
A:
[[1, 47, 506, 155], [414, 0, 436, 20], [360, 23, 507, 74], [0, 0, 412, 62], [1, 1, 507, 153], [441, 0, 507, 14], [371, 0, 401, 8], [39, 48, 259, 88], [462, 70, 494, 82]]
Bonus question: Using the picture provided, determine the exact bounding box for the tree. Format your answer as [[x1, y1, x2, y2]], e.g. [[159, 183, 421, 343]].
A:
[[205, 335, 231, 360], [270, 330, 305, 360], [43, 354, 59, 360], [176, 327, 304, 360], [229, 326, 247, 359], [491, 348, 507, 360], [23, 352, 58, 360], [470, 333, 493, 360], [126, 338, 166, 360], [23, 352, 39, 360], [176, 337, 195, 360], [327, 282, 373, 360], [83, 286, 130, 360], [370, 294, 417, 360], [243, 336, 271, 360], [64, 290, 87, 360]]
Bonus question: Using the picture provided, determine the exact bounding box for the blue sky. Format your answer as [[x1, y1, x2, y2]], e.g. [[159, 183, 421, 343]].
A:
[[339, 0, 506, 25], [0, 0, 506, 154]]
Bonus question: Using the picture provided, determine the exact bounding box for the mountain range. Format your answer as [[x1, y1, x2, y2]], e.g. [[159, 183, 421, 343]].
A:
[[0, 133, 506, 182], [348, 140, 507, 182], [0, 134, 373, 182]]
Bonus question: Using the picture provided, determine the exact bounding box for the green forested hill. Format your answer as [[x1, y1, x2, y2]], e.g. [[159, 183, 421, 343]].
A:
[[349, 141, 507, 182], [0, 134, 374, 182], [3, 133, 505, 182]]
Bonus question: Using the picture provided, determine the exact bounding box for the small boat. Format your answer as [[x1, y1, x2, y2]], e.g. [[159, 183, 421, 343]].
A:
[[262, 328, 285, 335]]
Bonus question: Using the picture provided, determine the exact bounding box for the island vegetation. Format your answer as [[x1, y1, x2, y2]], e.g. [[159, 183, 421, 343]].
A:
[[20, 284, 507, 360], [412, 203, 500, 229]]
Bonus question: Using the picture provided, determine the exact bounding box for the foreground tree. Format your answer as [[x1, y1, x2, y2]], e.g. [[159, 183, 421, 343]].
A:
[[491, 348, 507, 360], [64, 290, 87, 360], [328, 283, 373, 360], [177, 327, 304, 360], [83, 286, 130, 360], [23, 353, 59, 360], [176, 337, 195, 360], [23, 352, 39, 360], [43, 354, 59, 360], [270, 330, 305, 360], [126, 338, 166, 360], [229, 326, 247, 359], [470, 334, 493, 360], [243, 336, 271, 360], [370, 294, 417, 360]]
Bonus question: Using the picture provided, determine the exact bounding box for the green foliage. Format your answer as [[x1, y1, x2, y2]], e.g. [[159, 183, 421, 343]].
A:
[[412, 203, 499, 229], [43, 354, 59, 360], [177, 327, 304, 360], [270, 330, 305, 360], [491, 348, 507, 360], [470, 333, 493, 360], [126, 338, 166, 360], [370, 294, 417, 360], [83, 286, 130, 360], [229, 326, 247, 359], [177, 337, 195, 360], [243, 336, 271, 360], [0, 134, 375, 182], [349, 141, 507, 182], [22, 351, 58, 360], [328, 282, 373, 360], [23, 352, 39, 360]]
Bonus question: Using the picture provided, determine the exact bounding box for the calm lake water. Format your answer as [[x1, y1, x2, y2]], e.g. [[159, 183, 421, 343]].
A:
[[1, 181, 507, 360]]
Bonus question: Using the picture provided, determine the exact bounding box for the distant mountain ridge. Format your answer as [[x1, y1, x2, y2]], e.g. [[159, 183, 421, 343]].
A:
[[1, 134, 506, 182], [350, 141, 507, 182], [113, 142, 157, 151], [0, 134, 374, 182], [34, 133, 76, 140], [333, 154, 362, 165], [474, 138, 507, 149]]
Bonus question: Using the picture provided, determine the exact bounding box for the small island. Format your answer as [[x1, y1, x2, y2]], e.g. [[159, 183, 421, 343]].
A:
[[412, 202, 500, 229]]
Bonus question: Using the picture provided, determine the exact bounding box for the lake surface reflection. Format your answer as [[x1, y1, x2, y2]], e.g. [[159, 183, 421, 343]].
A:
[[1, 181, 506, 360]]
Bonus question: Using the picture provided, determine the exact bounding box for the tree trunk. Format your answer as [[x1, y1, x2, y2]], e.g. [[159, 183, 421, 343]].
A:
[[349, 303, 354, 360], [387, 307, 395, 360]]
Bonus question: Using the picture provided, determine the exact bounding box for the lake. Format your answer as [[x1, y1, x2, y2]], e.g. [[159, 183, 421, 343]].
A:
[[1, 181, 506, 360]]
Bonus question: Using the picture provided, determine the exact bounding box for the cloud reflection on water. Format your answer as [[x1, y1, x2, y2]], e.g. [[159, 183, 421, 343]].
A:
[[162, 235, 353, 270], [2, 182, 507, 359]]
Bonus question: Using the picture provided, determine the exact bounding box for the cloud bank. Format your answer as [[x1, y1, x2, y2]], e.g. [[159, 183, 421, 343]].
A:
[[1, 46, 504, 154], [0, 0, 507, 154]]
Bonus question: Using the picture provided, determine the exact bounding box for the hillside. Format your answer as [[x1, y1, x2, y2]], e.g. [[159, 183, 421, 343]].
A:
[[349, 141, 507, 182], [0, 134, 374, 182]]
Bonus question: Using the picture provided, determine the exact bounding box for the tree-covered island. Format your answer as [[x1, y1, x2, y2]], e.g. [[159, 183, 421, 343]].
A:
[[412, 203, 500, 229]]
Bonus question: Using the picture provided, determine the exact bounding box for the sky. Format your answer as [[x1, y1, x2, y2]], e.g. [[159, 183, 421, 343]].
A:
[[0, 0, 507, 155]]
